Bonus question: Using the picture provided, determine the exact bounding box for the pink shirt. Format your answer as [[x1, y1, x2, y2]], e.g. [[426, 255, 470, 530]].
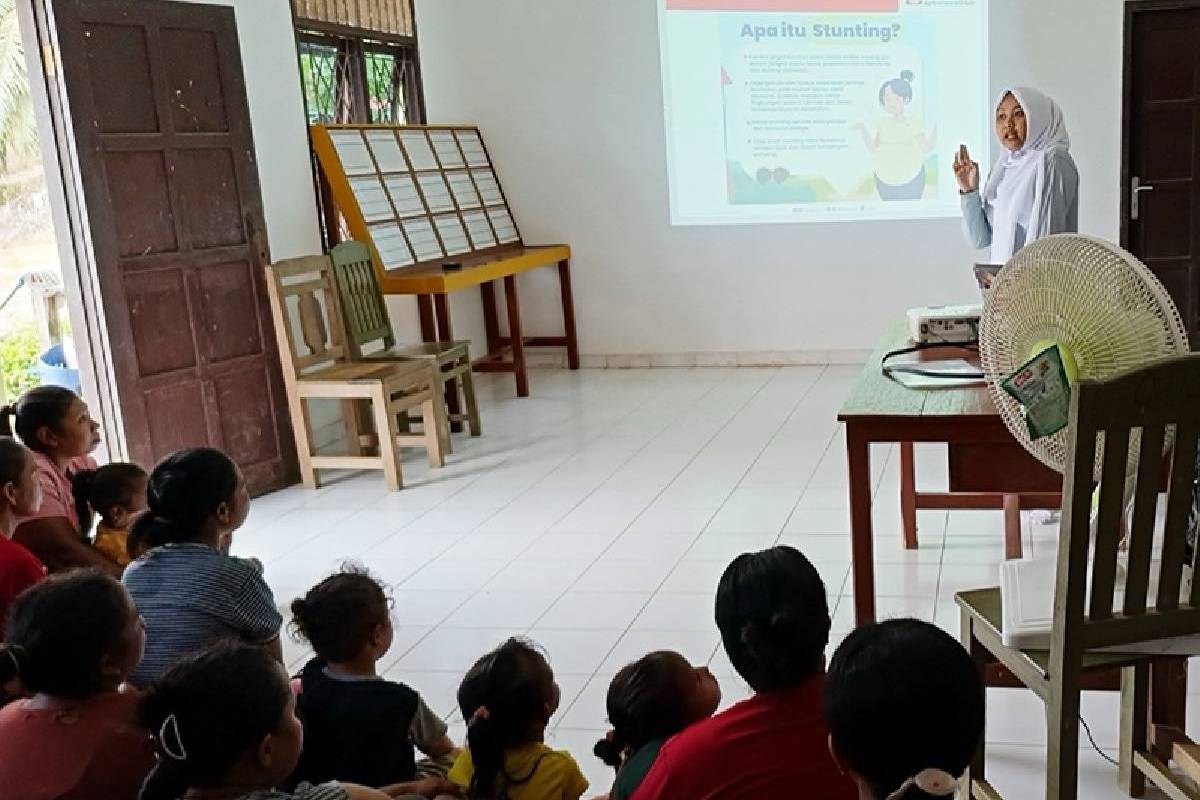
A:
[[0, 690, 156, 800], [18, 452, 98, 530]]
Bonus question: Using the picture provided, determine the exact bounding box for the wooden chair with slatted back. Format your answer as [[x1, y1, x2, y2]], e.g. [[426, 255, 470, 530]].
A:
[[330, 241, 481, 442], [264, 255, 446, 491], [955, 353, 1200, 800]]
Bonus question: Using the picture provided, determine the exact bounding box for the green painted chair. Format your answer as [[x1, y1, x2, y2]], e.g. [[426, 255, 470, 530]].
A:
[[956, 353, 1200, 800], [329, 241, 481, 442]]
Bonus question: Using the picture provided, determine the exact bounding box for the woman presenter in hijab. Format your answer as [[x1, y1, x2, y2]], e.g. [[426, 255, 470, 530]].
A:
[[953, 87, 1079, 265]]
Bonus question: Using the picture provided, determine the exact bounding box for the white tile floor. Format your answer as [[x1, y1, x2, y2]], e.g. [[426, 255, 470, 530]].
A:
[[234, 366, 1188, 798]]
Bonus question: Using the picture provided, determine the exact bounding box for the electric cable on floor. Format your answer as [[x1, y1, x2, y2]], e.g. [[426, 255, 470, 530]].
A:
[[1079, 714, 1118, 766]]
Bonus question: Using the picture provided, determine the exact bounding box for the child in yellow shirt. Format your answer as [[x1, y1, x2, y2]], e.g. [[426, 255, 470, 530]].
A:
[[71, 463, 148, 568], [449, 638, 589, 800]]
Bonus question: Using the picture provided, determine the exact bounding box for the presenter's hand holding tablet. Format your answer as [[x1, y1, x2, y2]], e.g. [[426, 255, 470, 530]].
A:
[[953, 144, 980, 193]]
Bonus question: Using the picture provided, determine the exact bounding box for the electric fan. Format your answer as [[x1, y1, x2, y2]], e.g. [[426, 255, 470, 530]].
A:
[[979, 235, 1192, 649], [979, 234, 1190, 477]]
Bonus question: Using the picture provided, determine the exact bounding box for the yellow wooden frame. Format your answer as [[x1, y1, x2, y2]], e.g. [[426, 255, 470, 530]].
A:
[[311, 122, 523, 278]]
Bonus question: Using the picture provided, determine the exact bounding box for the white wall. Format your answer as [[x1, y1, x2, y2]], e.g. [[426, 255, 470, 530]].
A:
[[414, 0, 1124, 361], [176, 0, 323, 260]]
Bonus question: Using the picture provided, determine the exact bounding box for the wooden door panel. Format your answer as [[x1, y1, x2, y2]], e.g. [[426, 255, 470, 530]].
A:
[[126, 270, 196, 376], [175, 150, 246, 248], [1138, 185, 1193, 259], [82, 23, 160, 133], [145, 381, 209, 456], [54, 0, 298, 493], [105, 151, 179, 255], [1126, 5, 1200, 343], [1138, 24, 1194, 102], [1141, 106, 1193, 180], [161, 27, 229, 133], [214, 366, 281, 465], [1148, 260, 1192, 328], [198, 260, 264, 362]]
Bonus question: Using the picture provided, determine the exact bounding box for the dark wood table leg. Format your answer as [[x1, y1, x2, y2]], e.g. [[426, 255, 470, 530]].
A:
[[432, 293, 464, 433], [1149, 658, 1188, 761], [847, 425, 876, 626], [899, 442, 918, 550], [1003, 494, 1024, 559], [557, 258, 581, 370], [480, 281, 501, 356], [416, 294, 436, 343], [503, 275, 529, 397]]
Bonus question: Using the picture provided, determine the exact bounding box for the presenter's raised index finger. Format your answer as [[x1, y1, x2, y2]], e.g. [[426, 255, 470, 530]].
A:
[[958, 144, 970, 162]]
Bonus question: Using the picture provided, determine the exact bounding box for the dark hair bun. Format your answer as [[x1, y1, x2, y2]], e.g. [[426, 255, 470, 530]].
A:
[[593, 733, 625, 768], [900, 70, 915, 82]]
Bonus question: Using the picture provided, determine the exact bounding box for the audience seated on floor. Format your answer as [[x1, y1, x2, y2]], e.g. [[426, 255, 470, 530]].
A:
[[630, 545, 857, 800], [122, 448, 281, 687], [2, 387, 117, 576], [72, 462, 148, 568], [139, 641, 392, 800], [0, 437, 47, 641], [289, 567, 458, 798], [449, 637, 590, 800], [825, 618, 985, 800], [593, 650, 721, 800], [0, 569, 154, 799], [0, 441, 951, 800]]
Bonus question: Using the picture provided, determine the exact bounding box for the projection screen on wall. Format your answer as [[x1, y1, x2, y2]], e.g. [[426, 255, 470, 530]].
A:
[[658, 0, 989, 225]]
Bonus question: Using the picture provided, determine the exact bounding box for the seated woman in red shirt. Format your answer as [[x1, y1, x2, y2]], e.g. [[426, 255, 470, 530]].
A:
[[0, 569, 155, 800], [1, 387, 117, 576], [824, 619, 984, 800], [632, 546, 857, 800], [0, 437, 47, 640]]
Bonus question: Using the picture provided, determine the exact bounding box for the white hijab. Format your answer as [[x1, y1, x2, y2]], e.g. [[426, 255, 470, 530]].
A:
[[982, 87, 1071, 263]]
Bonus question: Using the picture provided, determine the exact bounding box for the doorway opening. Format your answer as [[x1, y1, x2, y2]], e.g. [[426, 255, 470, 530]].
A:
[[0, 0, 77, 410]]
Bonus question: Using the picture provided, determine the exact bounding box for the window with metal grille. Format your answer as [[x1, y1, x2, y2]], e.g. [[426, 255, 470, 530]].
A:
[[293, 6, 425, 246], [297, 33, 422, 126]]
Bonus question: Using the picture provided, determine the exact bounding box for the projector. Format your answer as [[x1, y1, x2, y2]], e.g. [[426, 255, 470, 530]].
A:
[[906, 304, 982, 345]]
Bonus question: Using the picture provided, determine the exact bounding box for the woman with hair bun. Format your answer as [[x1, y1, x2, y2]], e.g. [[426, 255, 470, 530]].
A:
[[122, 447, 281, 687], [0, 569, 154, 799], [825, 619, 984, 800], [631, 546, 855, 800], [0, 386, 116, 576], [853, 70, 937, 201], [594, 651, 720, 800]]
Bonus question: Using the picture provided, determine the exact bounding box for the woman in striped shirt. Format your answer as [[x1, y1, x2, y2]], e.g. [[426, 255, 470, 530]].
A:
[[123, 448, 282, 687]]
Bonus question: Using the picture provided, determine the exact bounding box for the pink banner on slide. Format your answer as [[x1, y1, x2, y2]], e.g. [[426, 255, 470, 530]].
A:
[[665, 0, 898, 10]]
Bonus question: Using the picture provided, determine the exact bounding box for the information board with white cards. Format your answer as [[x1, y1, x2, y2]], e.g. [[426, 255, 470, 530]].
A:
[[310, 124, 524, 274]]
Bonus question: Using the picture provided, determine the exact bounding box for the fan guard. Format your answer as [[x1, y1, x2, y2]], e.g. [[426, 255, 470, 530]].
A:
[[979, 234, 1190, 476]]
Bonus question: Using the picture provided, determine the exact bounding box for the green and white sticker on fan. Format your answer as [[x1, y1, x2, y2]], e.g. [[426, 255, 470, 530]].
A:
[[1001, 343, 1078, 440]]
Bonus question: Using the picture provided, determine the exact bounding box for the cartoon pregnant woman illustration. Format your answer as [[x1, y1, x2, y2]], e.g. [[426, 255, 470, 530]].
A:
[[852, 71, 938, 201]]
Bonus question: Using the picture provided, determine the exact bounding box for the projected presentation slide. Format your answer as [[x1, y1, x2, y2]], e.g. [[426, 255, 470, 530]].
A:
[[659, 0, 989, 225]]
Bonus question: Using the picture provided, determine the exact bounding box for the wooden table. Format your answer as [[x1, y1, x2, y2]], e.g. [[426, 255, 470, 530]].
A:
[[377, 244, 580, 401], [838, 320, 1061, 626], [839, 321, 1190, 760]]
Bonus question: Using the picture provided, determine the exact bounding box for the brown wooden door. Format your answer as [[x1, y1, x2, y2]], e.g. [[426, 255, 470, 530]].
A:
[[52, 0, 298, 494], [1123, 1, 1200, 347]]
